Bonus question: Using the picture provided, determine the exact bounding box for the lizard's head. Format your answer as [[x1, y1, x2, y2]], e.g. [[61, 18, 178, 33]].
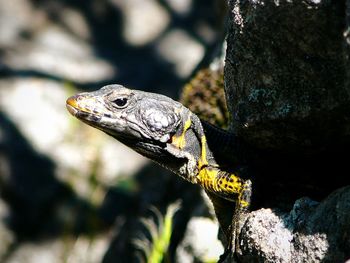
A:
[[66, 84, 185, 161]]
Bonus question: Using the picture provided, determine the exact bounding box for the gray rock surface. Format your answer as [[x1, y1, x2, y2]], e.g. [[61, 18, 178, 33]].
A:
[[239, 187, 350, 263], [223, 1, 350, 262], [225, 0, 350, 152]]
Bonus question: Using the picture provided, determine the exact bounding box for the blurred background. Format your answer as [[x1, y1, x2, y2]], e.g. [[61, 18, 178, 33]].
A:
[[0, 0, 228, 262]]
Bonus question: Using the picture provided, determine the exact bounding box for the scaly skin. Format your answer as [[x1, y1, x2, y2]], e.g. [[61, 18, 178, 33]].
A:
[[66, 84, 252, 259]]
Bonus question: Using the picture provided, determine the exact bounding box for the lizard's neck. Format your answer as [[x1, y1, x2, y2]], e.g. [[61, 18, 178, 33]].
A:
[[171, 113, 238, 182]]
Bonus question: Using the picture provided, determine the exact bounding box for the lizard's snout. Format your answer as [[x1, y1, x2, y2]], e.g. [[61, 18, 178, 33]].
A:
[[66, 96, 79, 116], [66, 94, 101, 116]]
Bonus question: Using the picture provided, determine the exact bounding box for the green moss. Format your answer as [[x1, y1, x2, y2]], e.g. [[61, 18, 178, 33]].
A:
[[180, 68, 229, 129]]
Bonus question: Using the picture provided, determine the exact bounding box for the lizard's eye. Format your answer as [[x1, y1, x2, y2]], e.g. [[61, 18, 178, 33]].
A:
[[112, 97, 128, 108]]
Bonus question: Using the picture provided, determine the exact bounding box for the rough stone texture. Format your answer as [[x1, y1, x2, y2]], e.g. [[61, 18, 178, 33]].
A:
[[238, 187, 350, 263], [225, 0, 350, 152], [223, 1, 350, 262]]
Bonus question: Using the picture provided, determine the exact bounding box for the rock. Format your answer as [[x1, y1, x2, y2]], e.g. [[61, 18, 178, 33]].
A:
[[113, 0, 170, 46], [239, 209, 293, 263], [238, 186, 350, 263], [223, 1, 350, 262], [177, 216, 224, 263], [156, 29, 205, 78], [225, 0, 350, 152]]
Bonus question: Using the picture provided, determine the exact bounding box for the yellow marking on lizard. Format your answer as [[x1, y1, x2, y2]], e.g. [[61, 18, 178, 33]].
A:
[[196, 135, 249, 207], [197, 168, 244, 195], [171, 116, 191, 149], [198, 135, 209, 169]]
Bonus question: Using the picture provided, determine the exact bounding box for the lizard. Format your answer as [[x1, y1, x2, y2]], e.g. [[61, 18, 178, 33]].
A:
[[66, 84, 252, 261]]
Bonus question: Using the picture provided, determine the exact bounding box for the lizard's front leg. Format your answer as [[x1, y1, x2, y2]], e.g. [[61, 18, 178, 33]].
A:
[[213, 178, 251, 263], [231, 179, 252, 256], [189, 114, 253, 259]]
